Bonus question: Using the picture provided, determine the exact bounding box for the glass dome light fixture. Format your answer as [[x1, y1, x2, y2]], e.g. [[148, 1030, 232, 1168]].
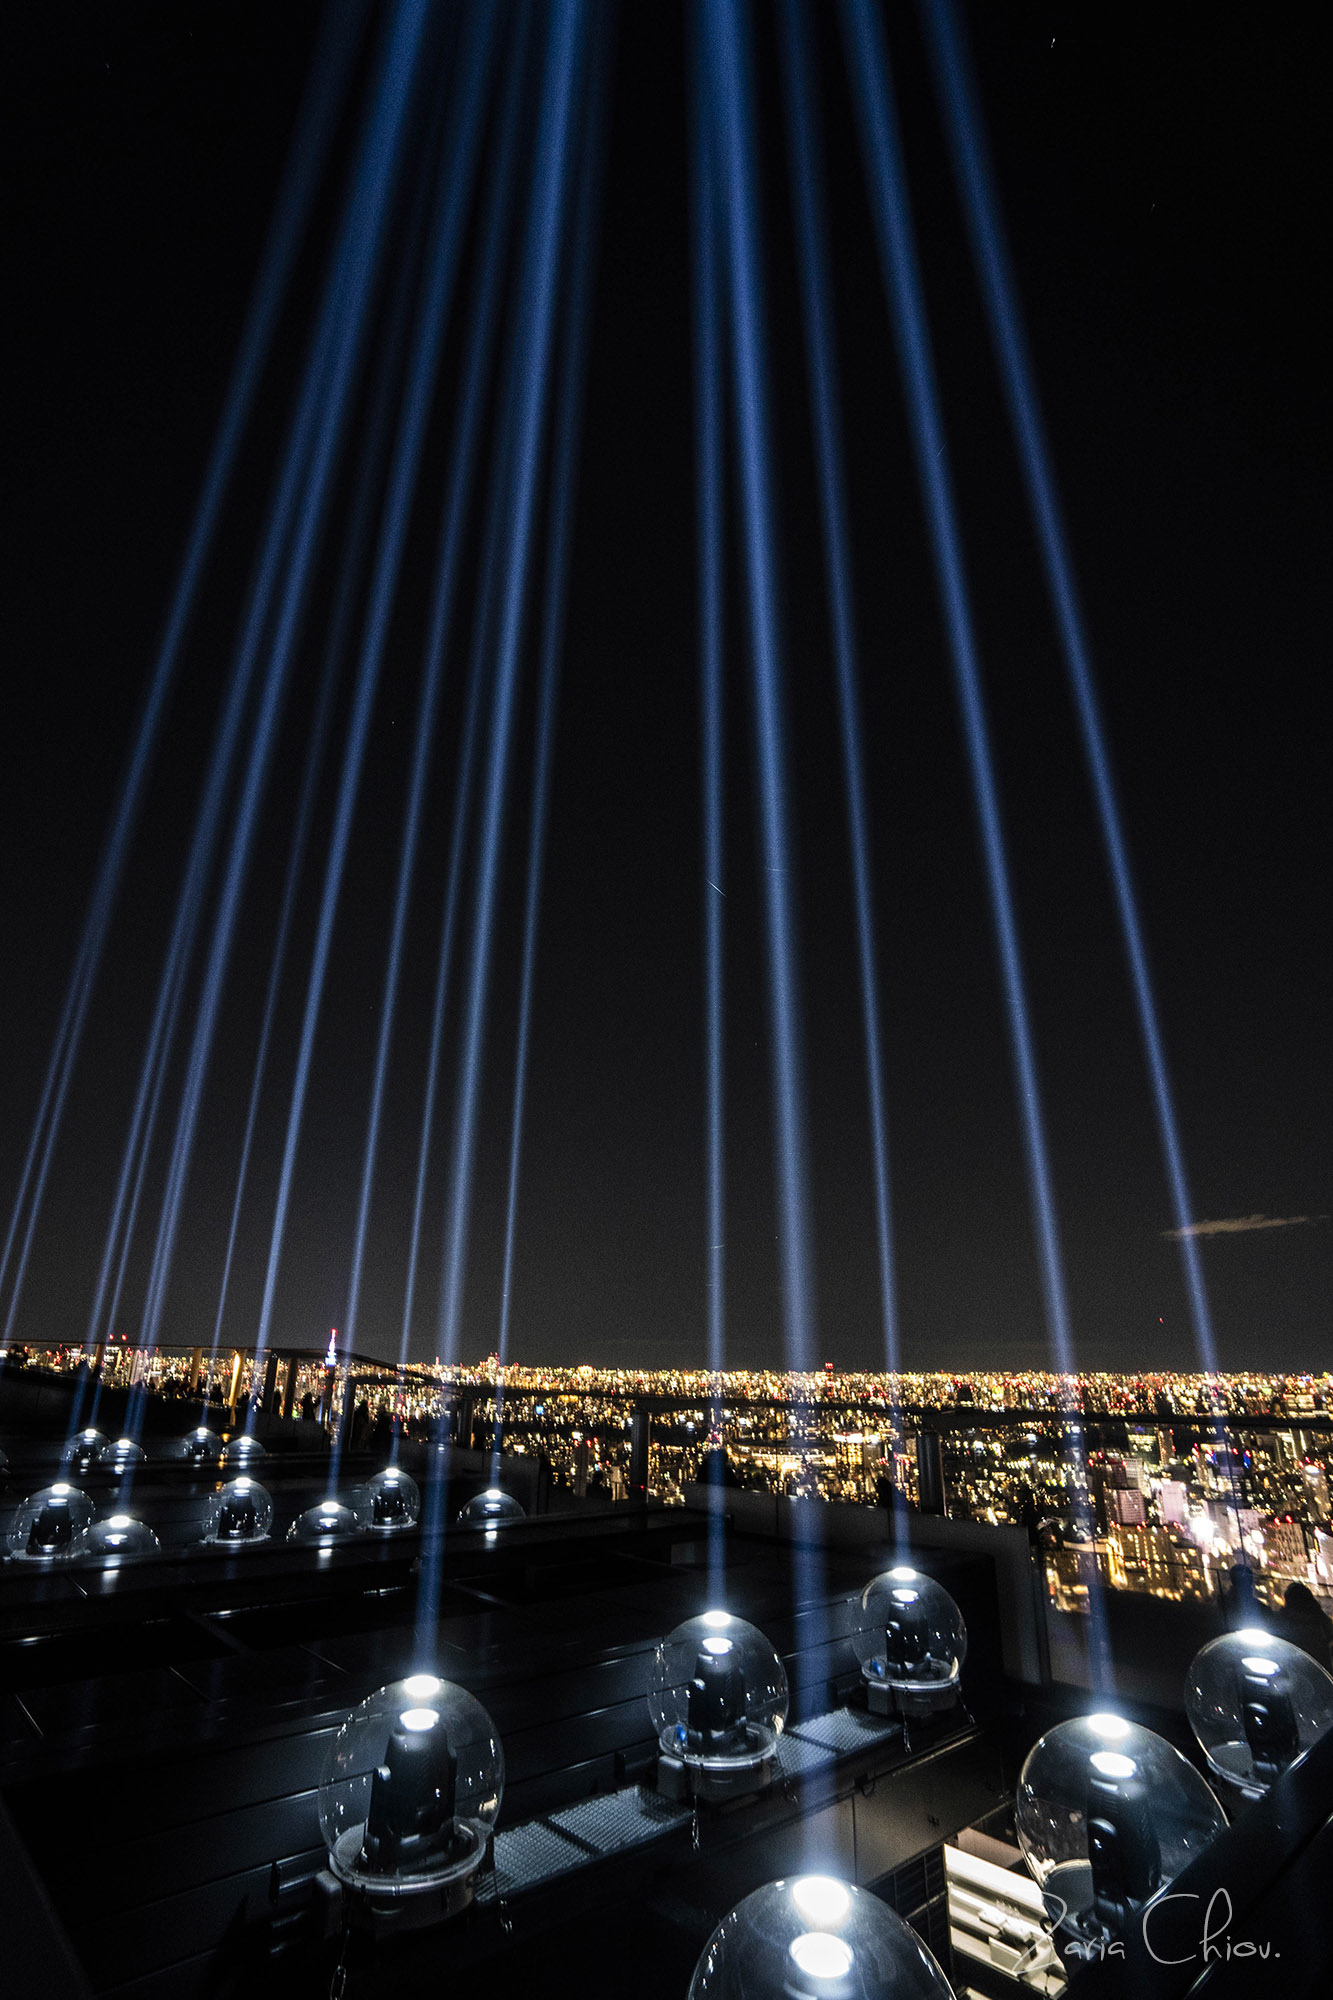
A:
[[688, 1875, 956, 2000], [6, 1482, 95, 1562], [174, 1426, 223, 1467], [850, 1567, 967, 1721], [650, 1612, 789, 1803], [288, 1499, 362, 1545], [1016, 1714, 1226, 1961], [318, 1676, 504, 1925], [61, 1428, 107, 1476], [455, 1486, 524, 1529], [200, 1475, 274, 1546], [1186, 1628, 1333, 1798], [221, 1433, 265, 1468], [357, 1465, 421, 1533], [98, 1435, 146, 1473], [83, 1513, 159, 1559]]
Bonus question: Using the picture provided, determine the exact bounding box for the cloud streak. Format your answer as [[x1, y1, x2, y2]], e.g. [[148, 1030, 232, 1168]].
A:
[[1163, 1213, 1319, 1240]]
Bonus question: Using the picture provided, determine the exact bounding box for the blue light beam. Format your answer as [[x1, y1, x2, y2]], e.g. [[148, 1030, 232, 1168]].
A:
[[841, 0, 1111, 1683], [205, 428, 382, 1371], [493, 17, 609, 1421], [343, 11, 532, 1355], [434, 0, 588, 1374], [415, 0, 588, 1657], [69, 0, 436, 1374], [778, 0, 901, 1388], [137, 0, 468, 1363], [838, 0, 1076, 1382], [688, 4, 728, 1588], [243, 4, 501, 1388], [702, 0, 817, 1373], [0, 0, 366, 1344], [207, 95, 438, 1386], [918, 0, 1222, 1380]]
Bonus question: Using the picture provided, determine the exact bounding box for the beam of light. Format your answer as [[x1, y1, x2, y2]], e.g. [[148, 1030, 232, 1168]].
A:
[[343, 10, 532, 1358], [699, 0, 828, 1731], [433, 0, 587, 1377], [205, 367, 393, 1380], [838, 0, 1073, 1379], [687, 4, 728, 1597], [417, 0, 589, 1657], [918, 0, 1221, 1381], [59, 0, 437, 1388], [135, 0, 468, 1369], [190, 128, 433, 1415], [0, 1, 367, 1348], [921, 0, 1237, 1558], [701, 0, 816, 1368], [840, 0, 1111, 1689], [393, 215, 541, 1386], [492, 17, 610, 1481], [78, 926, 192, 1372], [244, 6, 501, 1415], [778, 0, 901, 1415], [395, 510, 499, 1384]]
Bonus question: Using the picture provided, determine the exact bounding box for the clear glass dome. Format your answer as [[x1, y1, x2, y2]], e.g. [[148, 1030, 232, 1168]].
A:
[[689, 1876, 956, 2000], [222, 1433, 265, 1468], [173, 1426, 223, 1466], [98, 1435, 146, 1472], [851, 1567, 967, 1705], [356, 1465, 421, 1532], [61, 1428, 107, 1475], [319, 1675, 504, 1896], [1016, 1713, 1225, 1946], [83, 1514, 159, 1559], [200, 1475, 273, 1545], [649, 1612, 789, 1770], [1186, 1628, 1333, 1794], [289, 1498, 362, 1544], [456, 1487, 524, 1528], [6, 1483, 94, 1561]]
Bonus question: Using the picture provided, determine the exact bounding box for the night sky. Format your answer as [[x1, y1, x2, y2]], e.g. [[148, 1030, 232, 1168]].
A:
[[0, 2, 1326, 1375]]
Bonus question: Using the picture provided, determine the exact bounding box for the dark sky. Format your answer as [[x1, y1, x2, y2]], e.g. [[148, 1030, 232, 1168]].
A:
[[0, 2, 1326, 1375]]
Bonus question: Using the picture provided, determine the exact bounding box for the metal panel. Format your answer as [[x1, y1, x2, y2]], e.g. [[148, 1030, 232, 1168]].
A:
[[547, 1786, 690, 1855]]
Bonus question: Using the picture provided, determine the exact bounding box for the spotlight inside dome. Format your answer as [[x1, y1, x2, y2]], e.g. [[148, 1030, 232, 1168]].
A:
[[221, 1434, 265, 1468], [650, 1613, 788, 1802], [791, 1878, 851, 1927], [288, 1499, 361, 1545], [200, 1476, 273, 1545], [61, 1428, 107, 1476], [354, 1465, 421, 1533], [788, 1933, 854, 1980], [850, 1567, 967, 1720], [688, 1876, 954, 2000], [174, 1427, 222, 1467], [84, 1514, 159, 1559], [1016, 1714, 1226, 1961], [6, 1483, 94, 1561], [1186, 1629, 1333, 1799], [455, 1487, 524, 1528], [319, 1676, 504, 1929], [99, 1436, 146, 1472]]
